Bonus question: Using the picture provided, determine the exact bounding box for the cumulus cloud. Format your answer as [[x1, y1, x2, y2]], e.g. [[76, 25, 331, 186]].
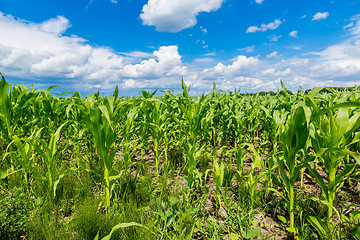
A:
[[121, 46, 186, 78], [140, 0, 224, 32], [255, 0, 264, 4], [0, 12, 186, 90], [289, 30, 298, 38], [246, 19, 282, 33], [123, 79, 137, 88], [261, 68, 291, 77], [0, 13, 91, 78], [40, 16, 71, 34], [312, 12, 329, 21], [306, 39, 360, 79], [203, 55, 259, 76]]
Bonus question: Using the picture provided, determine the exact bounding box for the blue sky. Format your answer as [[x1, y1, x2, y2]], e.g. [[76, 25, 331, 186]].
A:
[[0, 0, 360, 95]]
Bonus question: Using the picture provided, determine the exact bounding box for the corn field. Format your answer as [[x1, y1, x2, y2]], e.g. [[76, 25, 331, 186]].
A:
[[1, 72, 360, 239]]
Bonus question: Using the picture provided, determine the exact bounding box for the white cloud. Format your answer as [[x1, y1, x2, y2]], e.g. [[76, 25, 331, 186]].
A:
[[30, 46, 93, 77], [306, 39, 360, 78], [140, 0, 224, 32], [238, 45, 255, 52], [0, 13, 92, 78], [123, 79, 137, 88], [269, 34, 281, 42], [312, 12, 329, 21], [200, 25, 207, 33], [203, 55, 259, 76], [193, 57, 215, 63], [266, 51, 278, 58], [121, 46, 186, 78], [345, 14, 360, 35], [0, 12, 187, 90], [290, 45, 304, 50], [203, 52, 216, 56], [289, 30, 298, 38], [261, 68, 291, 77], [246, 19, 282, 33], [255, 0, 264, 4], [40, 16, 71, 34], [119, 51, 154, 58]]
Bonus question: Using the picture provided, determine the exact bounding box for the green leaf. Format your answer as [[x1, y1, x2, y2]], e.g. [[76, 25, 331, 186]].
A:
[[242, 228, 261, 239], [350, 210, 360, 222], [0, 73, 9, 109], [101, 222, 149, 240], [49, 122, 67, 157], [308, 216, 327, 235], [112, 85, 119, 98], [53, 173, 65, 198], [286, 226, 297, 234], [242, 142, 264, 171], [229, 232, 240, 240], [273, 157, 290, 192], [278, 215, 287, 225], [267, 187, 285, 199], [307, 87, 324, 97], [280, 79, 288, 95], [94, 230, 100, 240], [349, 225, 360, 239], [312, 102, 360, 119], [99, 105, 112, 125], [46, 85, 60, 92], [0, 72, 11, 138], [334, 164, 356, 187], [290, 164, 303, 185], [303, 162, 328, 199]]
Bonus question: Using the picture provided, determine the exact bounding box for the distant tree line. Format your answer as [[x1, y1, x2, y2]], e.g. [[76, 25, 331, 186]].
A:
[[226, 86, 360, 96], [304, 86, 359, 94]]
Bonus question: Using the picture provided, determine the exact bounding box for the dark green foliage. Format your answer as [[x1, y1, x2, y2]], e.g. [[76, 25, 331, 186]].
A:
[[0, 187, 32, 240]]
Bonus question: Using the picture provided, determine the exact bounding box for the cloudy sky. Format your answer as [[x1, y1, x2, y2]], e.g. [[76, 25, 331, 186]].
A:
[[1, 0, 360, 95]]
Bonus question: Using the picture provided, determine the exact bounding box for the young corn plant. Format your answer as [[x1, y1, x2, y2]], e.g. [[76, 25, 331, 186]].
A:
[[2, 129, 42, 191], [118, 104, 137, 169], [172, 81, 210, 190], [82, 95, 119, 210], [138, 90, 165, 176], [211, 146, 226, 208], [241, 143, 267, 210], [22, 122, 67, 198], [274, 105, 310, 233], [304, 99, 360, 224]]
